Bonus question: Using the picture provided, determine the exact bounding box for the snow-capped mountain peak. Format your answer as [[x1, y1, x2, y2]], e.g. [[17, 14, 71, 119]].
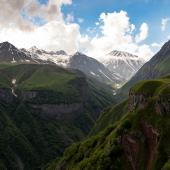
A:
[[102, 50, 145, 81], [25, 48, 122, 84], [0, 41, 20, 54], [25, 47, 71, 66], [29, 46, 39, 51], [107, 50, 138, 59], [0, 42, 144, 85], [74, 51, 85, 56], [0, 41, 33, 63]]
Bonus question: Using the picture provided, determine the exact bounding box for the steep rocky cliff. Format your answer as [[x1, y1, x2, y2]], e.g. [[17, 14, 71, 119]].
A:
[[50, 75, 170, 170]]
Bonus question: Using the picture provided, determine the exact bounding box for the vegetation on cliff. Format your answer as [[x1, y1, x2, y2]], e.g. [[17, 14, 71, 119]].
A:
[[50, 75, 170, 170]]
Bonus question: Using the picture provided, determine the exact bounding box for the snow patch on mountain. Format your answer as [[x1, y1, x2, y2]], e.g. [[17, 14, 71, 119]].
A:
[[26, 46, 71, 67], [102, 50, 145, 81], [0, 42, 145, 86]]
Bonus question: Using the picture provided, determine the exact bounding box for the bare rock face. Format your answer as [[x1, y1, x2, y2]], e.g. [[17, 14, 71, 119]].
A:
[[129, 89, 170, 116], [155, 95, 170, 115], [141, 122, 159, 170], [119, 122, 159, 170], [121, 134, 140, 170], [128, 90, 149, 112], [31, 103, 83, 119], [121, 89, 162, 170]]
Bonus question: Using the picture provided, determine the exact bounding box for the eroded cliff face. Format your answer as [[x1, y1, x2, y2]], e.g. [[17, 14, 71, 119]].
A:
[[155, 95, 170, 115], [118, 123, 159, 170], [119, 89, 170, 170], [129, 89, 170, 115], [141, 121, 159, 170], [121, 133, 140, 170], [128, 90, 150, 112]]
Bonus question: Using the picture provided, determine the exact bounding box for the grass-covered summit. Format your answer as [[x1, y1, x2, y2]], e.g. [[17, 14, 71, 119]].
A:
[[50, 75, 170, 170]]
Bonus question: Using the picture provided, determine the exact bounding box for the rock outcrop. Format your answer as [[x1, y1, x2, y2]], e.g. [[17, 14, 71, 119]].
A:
[[119, 121, 159, 170], [141, 121, 159, 170], [129, 87, 170, 116], [121, 134, 140, 170], [128, 90, 149, 112], [121, 88, 162, 170], [155, 95, 170, 115]]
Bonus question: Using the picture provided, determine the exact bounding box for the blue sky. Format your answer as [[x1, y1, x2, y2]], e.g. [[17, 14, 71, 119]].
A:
[[60, 0, 170, 44], [1, 0, 170, 60]]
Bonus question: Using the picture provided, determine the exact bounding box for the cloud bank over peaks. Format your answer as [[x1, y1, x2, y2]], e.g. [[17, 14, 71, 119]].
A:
[[0, 1, 155, 60], [80, 11, 153, 61], [0, 0, 81, 53]]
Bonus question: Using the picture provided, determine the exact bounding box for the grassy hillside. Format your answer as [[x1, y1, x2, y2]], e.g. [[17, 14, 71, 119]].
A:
[[0, 64, 114, 170], [90, 100, 128, 135], [50, 75, 170, 170]]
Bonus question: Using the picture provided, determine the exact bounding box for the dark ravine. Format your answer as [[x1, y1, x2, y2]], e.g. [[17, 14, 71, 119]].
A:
[[0, 64, 114, 170]]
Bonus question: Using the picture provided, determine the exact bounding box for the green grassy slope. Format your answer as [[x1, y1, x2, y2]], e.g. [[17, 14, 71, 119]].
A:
[[90, 100, 128, 135], [51, 75, 170, 170], [0, 64, 114, 170]]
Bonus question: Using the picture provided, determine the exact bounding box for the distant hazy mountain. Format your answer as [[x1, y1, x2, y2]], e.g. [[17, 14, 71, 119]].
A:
[[0, 42, 54, 64], [103, 50, 144, 81], [68, 52, 122, 84], [0, 41, 143, 85], [0, 41, 34, 63], [117, 39, 170, 101], [24, 45, 123, 84]]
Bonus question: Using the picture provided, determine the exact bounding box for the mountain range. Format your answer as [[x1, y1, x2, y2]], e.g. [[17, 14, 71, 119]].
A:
[[0, 41, 144, 85]]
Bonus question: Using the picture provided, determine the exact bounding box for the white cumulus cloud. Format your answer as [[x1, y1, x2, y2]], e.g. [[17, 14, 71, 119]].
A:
[[161, 17, 170, 31], [0, 0, 80, 53], [135, 23, 149, 43], [0, 1, 155, 61], [79, 11, 152, 61]]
